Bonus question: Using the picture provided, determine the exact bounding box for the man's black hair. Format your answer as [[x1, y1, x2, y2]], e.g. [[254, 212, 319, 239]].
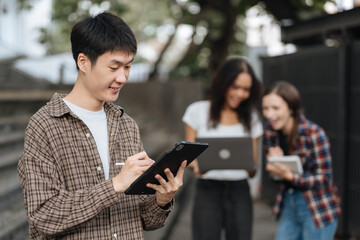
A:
[[71, 11, 137, 69]]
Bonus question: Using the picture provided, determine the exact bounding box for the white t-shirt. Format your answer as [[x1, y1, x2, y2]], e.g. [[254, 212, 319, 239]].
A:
[[182, 100, 263, 181], [63, 99, 110, 180]]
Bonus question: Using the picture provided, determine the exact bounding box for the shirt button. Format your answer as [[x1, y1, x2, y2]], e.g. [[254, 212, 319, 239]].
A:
[[86, 133, 91, 138], [97, 166, 102, 171], [113, 233, 118, 238]]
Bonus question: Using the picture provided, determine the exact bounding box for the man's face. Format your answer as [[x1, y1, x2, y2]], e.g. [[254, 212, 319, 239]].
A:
[[82, 51, 134, 104]]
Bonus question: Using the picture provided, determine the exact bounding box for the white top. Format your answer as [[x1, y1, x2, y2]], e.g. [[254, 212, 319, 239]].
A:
[[182, 100, 263, 181], [63, 99, 110, 180]]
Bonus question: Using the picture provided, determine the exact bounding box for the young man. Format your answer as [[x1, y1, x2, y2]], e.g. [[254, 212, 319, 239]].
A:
[[17, 12, 186, 239]]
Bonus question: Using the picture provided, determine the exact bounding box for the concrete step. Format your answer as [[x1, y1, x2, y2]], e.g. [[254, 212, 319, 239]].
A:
[[0, 132, 24, 144], [0, 132, 24, 152], [0, 148, 23, 171], [0, 197, 28, 240], [0, 90, 62, 101], [0, 115, 30, 134], [0, 169, 23, 212], [0, 89, 66, 117]]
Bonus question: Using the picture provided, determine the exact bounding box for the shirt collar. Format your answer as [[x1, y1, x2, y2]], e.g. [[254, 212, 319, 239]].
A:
[[298, 115, 311, 135], [104, 101, 124, 117], [47, 93, 124, 117]]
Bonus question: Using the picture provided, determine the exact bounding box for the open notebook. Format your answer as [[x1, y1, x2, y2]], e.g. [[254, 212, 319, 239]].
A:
[[267, 155, 303, 180]]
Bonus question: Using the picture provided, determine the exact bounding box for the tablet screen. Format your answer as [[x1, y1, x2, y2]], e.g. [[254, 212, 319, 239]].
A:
[[124, 141, 208, 195]]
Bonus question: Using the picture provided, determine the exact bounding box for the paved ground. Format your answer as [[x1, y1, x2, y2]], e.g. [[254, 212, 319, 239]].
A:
[[144, 175, 279, 240]]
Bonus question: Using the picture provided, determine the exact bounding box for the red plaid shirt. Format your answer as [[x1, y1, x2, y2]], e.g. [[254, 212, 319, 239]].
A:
[[263, 116, 341, 228]]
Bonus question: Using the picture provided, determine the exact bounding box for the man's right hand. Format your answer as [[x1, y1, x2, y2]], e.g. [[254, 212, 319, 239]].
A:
[[112, 151, 155, 194]]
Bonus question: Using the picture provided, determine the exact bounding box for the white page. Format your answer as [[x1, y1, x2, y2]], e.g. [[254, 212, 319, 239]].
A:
[[267, 155, 303, 180]]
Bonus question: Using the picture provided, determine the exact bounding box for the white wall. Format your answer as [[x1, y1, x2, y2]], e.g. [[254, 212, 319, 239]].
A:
[[0, 0, 51, 57]]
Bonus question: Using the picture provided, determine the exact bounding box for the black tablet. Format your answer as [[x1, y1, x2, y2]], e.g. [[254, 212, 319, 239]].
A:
[[124, 141, 208, 195]]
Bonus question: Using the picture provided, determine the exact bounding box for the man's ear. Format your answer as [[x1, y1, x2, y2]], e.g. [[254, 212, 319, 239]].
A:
[[77, 53, 90, 72]]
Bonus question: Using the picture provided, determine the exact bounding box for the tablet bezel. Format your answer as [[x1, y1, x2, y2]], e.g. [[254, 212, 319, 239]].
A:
[[124, 141, 208, 195]]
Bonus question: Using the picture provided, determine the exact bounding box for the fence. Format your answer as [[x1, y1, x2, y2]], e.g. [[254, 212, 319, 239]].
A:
[[260, 40, 360, 238]]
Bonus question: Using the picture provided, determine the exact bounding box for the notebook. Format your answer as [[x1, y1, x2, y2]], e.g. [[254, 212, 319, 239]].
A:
[[195, 137, 254, 171], [267, 155, 303, 180]]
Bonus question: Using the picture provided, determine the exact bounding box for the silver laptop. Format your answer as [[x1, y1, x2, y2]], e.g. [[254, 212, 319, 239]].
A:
[[195, 137, 254, 171]]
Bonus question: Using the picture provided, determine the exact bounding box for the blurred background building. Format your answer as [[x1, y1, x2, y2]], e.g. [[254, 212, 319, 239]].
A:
[[1, 0, 356, 84]]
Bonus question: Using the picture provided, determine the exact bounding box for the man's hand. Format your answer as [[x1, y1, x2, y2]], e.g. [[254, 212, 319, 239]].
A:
[[112, 151, 154, 194], [146, 160, 187, 208]]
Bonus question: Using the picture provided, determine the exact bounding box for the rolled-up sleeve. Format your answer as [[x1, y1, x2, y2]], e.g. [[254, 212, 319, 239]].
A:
[[139, 195, 174, 231], [290, 128, 333, 190]]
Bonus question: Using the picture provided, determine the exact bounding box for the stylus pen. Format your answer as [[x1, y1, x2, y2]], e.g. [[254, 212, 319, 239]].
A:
[[115, 162, 125, 166]]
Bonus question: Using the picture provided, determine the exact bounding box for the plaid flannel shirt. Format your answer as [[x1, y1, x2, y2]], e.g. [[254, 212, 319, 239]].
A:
[[263, 116, 341, 229], [18, 93, 172, 239]]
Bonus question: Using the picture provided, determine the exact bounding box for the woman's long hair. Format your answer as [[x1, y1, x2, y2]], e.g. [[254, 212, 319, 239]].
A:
[[208, 58, 262, 132], [263, 81, 302, 154]]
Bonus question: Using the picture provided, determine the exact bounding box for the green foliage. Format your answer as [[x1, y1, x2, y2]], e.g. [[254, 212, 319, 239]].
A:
[[37, 0, 128, 55], [16, 0, 35, 10], [167, 0, 335, 84], [17, 0, 336, 83], [169, 0, 255, 83], [120, 0, 173, 43], [260, 0, 334, 23]]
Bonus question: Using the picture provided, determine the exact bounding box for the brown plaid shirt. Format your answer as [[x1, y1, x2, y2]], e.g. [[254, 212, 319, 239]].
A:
[[18, 93, 172, 239]]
